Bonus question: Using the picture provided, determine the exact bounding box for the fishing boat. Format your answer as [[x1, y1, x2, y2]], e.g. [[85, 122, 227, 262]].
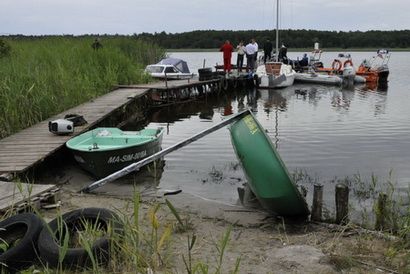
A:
[[145, 58, 194, 80], [66, 127, 164, 178], [229, 111, 310, 217], [254, 0, 295, 89]]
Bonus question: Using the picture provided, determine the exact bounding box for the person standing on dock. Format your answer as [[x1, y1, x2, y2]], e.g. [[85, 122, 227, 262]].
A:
[[263, 39, 273, 63], [220, 40, 234, 73], [245, 40, 257, 72], [236, 41, 245, 72], [252, 39, 259, 62], [278, 44, 288, 64]]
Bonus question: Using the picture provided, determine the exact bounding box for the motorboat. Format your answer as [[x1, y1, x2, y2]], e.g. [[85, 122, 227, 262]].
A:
[[292, 43, 365, 86], [357, 49, 390, 83], [254, 0, 296, 89], [294, 71, 342, 85], [66, 127, 164, 178], [145, 58, 194, 80], [315, 53, 357, 84]]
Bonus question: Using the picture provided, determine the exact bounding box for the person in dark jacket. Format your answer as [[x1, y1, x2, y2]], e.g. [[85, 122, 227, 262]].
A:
[[91, 38, 103, 50], [278, 44, 288, 64], [299, 53, 309, 67], [263, 39, 273, 63], [220, 40, 234, 73]]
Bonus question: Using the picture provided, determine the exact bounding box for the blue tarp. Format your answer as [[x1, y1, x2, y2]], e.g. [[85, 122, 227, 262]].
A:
[[158, 58, 190, 73]]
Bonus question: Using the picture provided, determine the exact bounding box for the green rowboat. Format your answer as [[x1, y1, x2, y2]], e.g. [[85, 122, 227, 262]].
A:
[[229, 112, 309, 217], [66, 127, 164, 178]]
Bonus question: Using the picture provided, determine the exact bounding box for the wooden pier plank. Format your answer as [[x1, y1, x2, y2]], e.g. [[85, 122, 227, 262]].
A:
[[0, 181, 57, 213], [0, 88, 149, 174], [118, 78, 221, 91]]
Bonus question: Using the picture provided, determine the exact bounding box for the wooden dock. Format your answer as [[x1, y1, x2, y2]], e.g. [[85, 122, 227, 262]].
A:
[[0, 78, 242, 212], [119, 78, 223, 105], [0, 88, 149, 175], [0, 78, 232, 176]]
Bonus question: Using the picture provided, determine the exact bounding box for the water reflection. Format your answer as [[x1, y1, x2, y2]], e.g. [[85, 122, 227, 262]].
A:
[[331, 90, 354, 111], [361, 81, 389, 92], [261, 89, 287, 113], [112, 74, 409, 217], [146, 51, 410, 216]]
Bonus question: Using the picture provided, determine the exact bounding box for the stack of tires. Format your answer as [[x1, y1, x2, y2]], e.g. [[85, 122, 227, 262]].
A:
[[198, 68, 213, 81], [0, 208, 123, 272]]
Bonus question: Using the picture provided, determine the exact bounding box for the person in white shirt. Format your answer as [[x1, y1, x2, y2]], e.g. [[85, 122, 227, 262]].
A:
[[252, 38, 259, 62], [236, 41, 246, 72], [245, 40, 256, 72]]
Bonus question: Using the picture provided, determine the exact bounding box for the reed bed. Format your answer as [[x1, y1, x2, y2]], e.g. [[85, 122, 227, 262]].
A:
[[0, 37, 164, 139]]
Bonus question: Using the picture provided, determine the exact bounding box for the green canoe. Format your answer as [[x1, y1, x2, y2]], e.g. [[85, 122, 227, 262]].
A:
[[229, 112, 309, 217], [66, 127, 164, 178]]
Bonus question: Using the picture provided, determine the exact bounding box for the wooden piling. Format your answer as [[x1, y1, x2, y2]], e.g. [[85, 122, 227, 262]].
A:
[[311, 184, 323, 222], [335, 184, 349, 225], [375, 193, 388, 231]]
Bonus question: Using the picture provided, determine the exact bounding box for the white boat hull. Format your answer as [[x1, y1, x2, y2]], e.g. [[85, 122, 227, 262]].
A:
[[295, 73, 342, 85], [149, 73, 194, 80], [256, 62, 295, 88]]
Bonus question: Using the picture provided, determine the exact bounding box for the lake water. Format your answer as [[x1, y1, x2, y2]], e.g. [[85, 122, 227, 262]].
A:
[[115, 51, 410, 213]]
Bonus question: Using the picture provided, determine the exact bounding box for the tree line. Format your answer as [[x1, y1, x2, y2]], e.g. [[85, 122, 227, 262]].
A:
[[134, 29, 410, 49]]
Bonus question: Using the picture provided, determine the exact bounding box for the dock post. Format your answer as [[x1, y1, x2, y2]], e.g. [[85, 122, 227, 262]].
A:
[[311, 184, 323, 222], [375, 193, 388, 231], [335, 184, 349, 225], [165, 72, 168, 89]]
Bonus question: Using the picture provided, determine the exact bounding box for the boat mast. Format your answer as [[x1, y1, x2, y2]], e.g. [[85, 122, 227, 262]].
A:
[[275, 0, 279, 62]]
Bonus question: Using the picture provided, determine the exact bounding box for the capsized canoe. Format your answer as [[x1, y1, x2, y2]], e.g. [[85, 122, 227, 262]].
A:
[[66, 127, 164, 178], [229, 112, 309, 217]]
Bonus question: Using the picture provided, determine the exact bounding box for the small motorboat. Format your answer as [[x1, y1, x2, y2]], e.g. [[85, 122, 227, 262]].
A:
[[315, 53, 357, 84], [66, 127, 164, 178], [294, 44, 362, 85], [294, 71, 342, 85], [145, 58, 194, 80], [357, 49, 390, 83], [229, 111, 309, 217]]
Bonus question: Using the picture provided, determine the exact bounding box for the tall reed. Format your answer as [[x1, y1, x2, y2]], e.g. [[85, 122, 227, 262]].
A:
[[0, 36, 164, 138]]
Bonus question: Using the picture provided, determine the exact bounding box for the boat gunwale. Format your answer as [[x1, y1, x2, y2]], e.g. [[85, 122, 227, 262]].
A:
[[66, 127, 164, 152]]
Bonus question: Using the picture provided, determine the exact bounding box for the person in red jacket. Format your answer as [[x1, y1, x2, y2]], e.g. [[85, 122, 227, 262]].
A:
[[220, 40, 234, 73]]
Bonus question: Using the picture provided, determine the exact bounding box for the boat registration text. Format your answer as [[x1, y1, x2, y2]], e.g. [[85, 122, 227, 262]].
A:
[[107, 151, 147, 164]]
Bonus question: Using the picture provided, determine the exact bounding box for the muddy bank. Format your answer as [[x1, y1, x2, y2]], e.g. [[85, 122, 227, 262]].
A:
[[38, 178, 405, 274]]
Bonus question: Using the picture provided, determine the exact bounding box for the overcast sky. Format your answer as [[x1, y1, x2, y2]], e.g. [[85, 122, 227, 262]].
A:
[[1, 0, 408, 35]]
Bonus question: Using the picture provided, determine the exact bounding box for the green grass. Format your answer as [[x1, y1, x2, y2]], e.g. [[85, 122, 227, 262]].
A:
[[167, 47, 410, 52], [11, 189, 239, 273], [0, 37, 164, 139]]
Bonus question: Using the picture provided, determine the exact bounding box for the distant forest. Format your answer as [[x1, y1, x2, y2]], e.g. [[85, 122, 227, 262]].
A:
[[134, 29, 410, 49]]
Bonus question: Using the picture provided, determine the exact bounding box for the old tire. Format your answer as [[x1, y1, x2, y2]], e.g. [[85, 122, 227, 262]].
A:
[[0, 213, 44, 272], [38, 208, 123, 270]]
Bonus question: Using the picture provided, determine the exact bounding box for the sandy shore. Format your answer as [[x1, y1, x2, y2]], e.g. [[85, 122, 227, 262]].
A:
[[39, 180, 404, 273]]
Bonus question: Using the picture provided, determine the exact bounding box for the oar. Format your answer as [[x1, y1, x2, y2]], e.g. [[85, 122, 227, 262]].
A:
[[80, 109, 251, 193]]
